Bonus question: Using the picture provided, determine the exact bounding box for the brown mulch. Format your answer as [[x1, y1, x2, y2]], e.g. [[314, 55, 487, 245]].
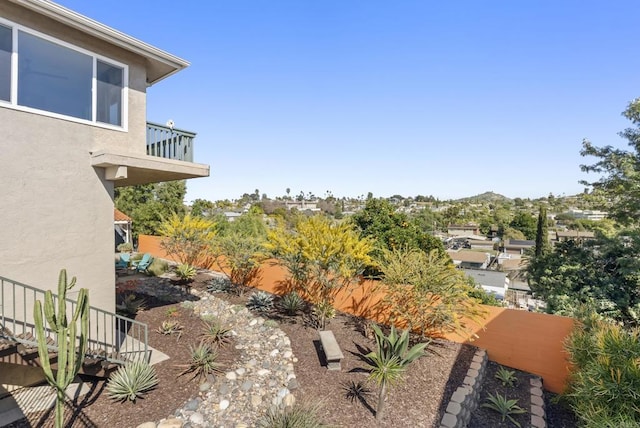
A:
[[3, 272, 576, 427]]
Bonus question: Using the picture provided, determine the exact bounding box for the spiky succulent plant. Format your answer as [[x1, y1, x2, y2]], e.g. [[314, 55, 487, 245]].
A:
[[106, 361, 159, 403], [247, 291, 274, 313]]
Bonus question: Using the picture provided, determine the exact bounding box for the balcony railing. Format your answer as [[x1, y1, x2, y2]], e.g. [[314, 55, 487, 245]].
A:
[[0, 275, 149, 365], [146, 122, 196, 162]]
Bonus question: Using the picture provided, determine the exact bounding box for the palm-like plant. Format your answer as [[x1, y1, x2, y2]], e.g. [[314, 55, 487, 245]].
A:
[[482, 393, 526, 427], [365, 324, 428, 421]]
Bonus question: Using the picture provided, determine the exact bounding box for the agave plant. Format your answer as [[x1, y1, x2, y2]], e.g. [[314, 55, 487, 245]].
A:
[[278, 291, 305, 316], [106, 362, 159, 403], [247, 291, 274, 313], [156, 320, 183, 338], [207, 276, 233, 293], [200, 319, 232, 347], [343, 380, 372, 403], [482, 393, 527, 427], [179, 343, 223, 380], [175, 263, 197, 282], [257, 400, 329, 428], [495, 366, 518, 387]]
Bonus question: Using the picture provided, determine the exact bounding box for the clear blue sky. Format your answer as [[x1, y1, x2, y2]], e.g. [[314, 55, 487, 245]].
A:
[[58, 0, 640, 202]]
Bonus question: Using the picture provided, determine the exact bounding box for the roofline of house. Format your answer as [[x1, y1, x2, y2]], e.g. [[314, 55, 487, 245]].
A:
[[10, 0, 189, 85]]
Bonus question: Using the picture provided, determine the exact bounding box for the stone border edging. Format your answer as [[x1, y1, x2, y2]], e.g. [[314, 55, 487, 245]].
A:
[[530, 376, 546, 428], [440, 348, 488, 428]]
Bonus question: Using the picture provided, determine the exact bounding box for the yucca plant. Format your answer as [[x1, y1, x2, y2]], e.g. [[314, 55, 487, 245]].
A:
[[175, 263, 197, 282], [247, 291, 274, 313], [495, 366, 518, 387], [200, 319, 232, 347], [257, 400, 329, 428], [179, 343, 223, 381], [279, 291, 305, 316], [482, 393, 527, 427], [366, 324, 428, 422], [106, 361, 159, 403], [156, 320, 183, 338]]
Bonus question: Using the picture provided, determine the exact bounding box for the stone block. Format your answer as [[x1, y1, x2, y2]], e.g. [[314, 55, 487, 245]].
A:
[[531, 394, 544, 407], [463, 376, 476, 388], [466, 368, 479, 378], [531, 404, 545, 417], [451, 388, 468, 403], [446, 401, 462, 416], [440, 412, 458, 428], [530, 386, 543, 397], [531, 414, 546, 428], [530, 377, 543, 388], [469, 361, 482, 371]]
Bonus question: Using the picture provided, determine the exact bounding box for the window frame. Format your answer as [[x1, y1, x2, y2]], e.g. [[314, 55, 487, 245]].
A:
[[0, 16, 128, 131]]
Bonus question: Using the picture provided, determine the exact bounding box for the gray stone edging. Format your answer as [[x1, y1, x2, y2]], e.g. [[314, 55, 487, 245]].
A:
[[440, 348, 488, 428], [530, 376, 546, 428]]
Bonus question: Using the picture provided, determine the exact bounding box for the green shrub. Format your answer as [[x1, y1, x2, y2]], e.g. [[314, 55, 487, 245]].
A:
[[481, 393, 526, 427], [564, 316, 640, 426], [279, 291, 305, 316], [247, 291, 274, 313], [257, 401, 329, 428], [106, 362, 158, 403], [147, 258, 169, 277], [116, 242, 133, 252], [179, 343, 223, 381]]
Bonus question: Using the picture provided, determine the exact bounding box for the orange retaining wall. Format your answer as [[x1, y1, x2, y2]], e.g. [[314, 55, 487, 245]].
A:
[[139, 235, 574, 393]]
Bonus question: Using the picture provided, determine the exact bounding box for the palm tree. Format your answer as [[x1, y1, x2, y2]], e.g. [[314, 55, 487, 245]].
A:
[[366, 324, 428, 421]]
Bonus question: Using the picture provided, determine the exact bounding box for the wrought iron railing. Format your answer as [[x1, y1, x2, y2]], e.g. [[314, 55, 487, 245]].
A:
[[0, 275, 149, 365], [146, 122, 196, 162]]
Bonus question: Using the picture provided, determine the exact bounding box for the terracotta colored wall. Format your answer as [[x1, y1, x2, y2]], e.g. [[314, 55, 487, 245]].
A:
[[139, 235, 574, 392]]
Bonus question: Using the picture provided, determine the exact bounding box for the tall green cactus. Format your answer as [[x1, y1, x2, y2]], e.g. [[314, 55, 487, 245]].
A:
[[34, 269, 89, 428]]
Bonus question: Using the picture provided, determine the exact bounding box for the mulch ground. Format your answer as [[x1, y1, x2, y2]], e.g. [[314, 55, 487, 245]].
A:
[[3, 272, 577, 428]]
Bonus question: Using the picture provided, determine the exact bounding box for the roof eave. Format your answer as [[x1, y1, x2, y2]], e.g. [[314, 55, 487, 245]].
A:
[[9, 0, 189, 85]]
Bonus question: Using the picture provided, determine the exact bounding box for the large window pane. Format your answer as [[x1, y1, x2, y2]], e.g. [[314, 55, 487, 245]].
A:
[[0, 25, 11, 102], [97, 60, 123, 126], [18, 31, 92, 120]]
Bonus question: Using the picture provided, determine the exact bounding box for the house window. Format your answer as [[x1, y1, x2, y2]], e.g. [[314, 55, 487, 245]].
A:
[[97, 60, 123, 126], [0, 24, 10, 102], [0, 19, 127, 129]]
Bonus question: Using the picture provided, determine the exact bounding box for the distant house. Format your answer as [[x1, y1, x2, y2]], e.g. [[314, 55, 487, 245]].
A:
[[114, 209, 132, 248], [224, 212, 243, 222], [565, 209, 608, 221], [467, 239, 495, 251], [447, 250, 491, 269], [503, 239, 535, 255], [284, 200, 320, 211], [464, 269, 509, 300], [555, 230, 596, 242], [447, 223, 481, 237]]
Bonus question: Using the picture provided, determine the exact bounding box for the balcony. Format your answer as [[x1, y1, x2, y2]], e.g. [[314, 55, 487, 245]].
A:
[[90, 122, 209, 187], [146, 122, 196, 162]]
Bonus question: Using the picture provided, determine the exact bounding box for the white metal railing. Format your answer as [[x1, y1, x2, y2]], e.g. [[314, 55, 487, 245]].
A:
[[0, 275, 149, 365], [146, 122, 196, 162]]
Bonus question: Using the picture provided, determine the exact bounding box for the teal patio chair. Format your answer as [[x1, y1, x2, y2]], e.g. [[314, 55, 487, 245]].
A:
[[132, 253, 153, 272], [115, 253, 131, 269]]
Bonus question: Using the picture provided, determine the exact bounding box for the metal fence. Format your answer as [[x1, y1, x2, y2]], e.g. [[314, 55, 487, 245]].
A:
[[146, 122, 196, 162], [0, 275, 149, 365]]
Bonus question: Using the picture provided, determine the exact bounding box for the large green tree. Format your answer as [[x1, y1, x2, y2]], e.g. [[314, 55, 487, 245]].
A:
[[508, 212, 537, 240], [115, 180, 186, 239], [580, 98, 640, 225]]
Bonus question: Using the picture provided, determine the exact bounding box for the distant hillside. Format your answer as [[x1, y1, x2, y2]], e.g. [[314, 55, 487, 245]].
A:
[[453, 191, 512, 203]]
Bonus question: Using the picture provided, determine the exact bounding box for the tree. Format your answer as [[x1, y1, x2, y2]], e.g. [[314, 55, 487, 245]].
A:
[[115, 181, 187, 239], [157, 213, 217, 268], [351, 199, 445, 267], [265, 215, 375, 329], [580, 98, 640, 225], [191, 198, 215, 217], [509, 212, 537, 240], [526, 234, 640, 327], [535, 206, 550, 257], [377, 247, 487, 339], [366, 325, 427, 422]]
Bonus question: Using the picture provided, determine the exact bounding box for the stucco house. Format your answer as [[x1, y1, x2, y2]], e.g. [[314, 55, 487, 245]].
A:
[[0, 0, 209, 315]]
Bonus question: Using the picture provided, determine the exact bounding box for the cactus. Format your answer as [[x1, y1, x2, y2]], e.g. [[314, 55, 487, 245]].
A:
[[34, 269, 89, 428]]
